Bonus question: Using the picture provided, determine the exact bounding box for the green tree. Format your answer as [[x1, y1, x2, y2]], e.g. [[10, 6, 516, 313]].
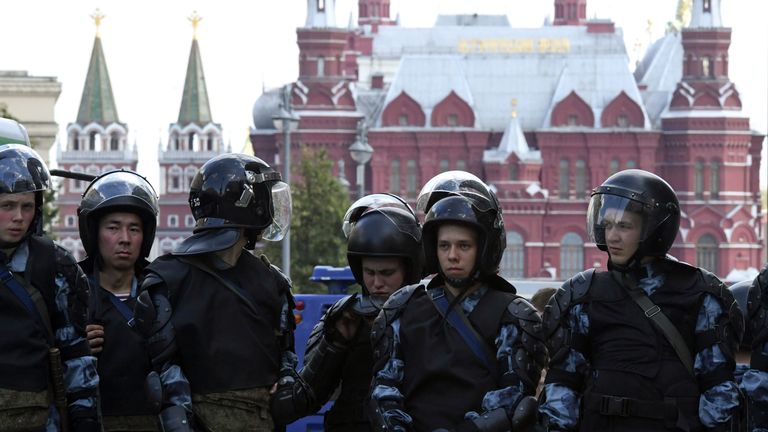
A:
[[0, 108, 59, 236], [260, 147, 350, 293]]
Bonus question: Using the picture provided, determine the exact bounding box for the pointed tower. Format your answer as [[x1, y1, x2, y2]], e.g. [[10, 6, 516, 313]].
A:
[[358, 0, 395, 31], [54, 10, 137, 259], [155, 11, 224, 256], [660, 0, 764, 275], [553, 0, 587, 26]]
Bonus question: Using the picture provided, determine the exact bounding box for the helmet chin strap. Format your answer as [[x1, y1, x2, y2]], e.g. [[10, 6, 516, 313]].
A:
[[439, 268, 481, 290]]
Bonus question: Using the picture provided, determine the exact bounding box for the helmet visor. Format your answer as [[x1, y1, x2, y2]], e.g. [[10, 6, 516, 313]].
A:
[[342, 193, 417, 238], [81, 170, 159, 215], [262, 181, 292, 241], [587, 194, 648, 248], [416, 170, 495, 216]]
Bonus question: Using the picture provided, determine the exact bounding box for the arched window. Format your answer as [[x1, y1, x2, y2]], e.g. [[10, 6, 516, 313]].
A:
[[110, 133, 120, 150], [389, 160, 400, 194], [696, 234, 718, 274], [509, 164, 518, 181], [626, 160, 636, 169], [575, 160, 586, 199], [185, 166, 198, 190], [89, 132, 97, 151], [695, 160, 704, 199], [439, 160, 449, 173], [70, 132, 79, 150], [187, 133, 195, 151], [560, 232, 583, 279], [609, 159, 619, 175], [169, 166, 183, 192], [170, 132, 179, 150], [406, 160, 417, 198], [317, 57, 325, 77], [456, 160, 466, 171], [207, 133, 215, 151], [710, 160, 720, 199], [559, 159, 569, 199], [500, 231, 525, 279]]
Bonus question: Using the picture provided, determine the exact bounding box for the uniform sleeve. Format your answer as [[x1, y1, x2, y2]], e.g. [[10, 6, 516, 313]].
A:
[[53, 256, 101, 428], [695, 294, 741, 427], [370, 317, 412, 431], [539, 303, 590, 431]]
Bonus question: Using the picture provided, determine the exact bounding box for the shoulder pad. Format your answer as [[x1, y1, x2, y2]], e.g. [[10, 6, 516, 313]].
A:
[[507, 297, 543, 339], [53, 243, 79, 267], [542, 269, 594, 342], [326, 294, 357, 321], [381, 282, 424, 312], [140, 271, 165, 292], [566, 268, 595, 301], [697, 268, 745, 350], [261, 254, 293, 294]]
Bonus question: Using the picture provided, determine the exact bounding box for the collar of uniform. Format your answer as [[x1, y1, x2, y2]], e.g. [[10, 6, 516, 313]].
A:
[[8, 240, 29, 273]]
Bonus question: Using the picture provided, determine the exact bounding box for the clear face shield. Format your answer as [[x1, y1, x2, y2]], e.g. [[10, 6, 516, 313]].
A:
[[261, 181, 292, 241], [587, 193, 648, 249]]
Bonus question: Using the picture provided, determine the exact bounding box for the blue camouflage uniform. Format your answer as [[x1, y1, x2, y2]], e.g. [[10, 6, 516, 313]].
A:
[[540, 262, 741, 431]]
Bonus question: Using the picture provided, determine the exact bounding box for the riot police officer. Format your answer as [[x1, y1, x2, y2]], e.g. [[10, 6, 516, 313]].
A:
[[79, 170, 160, 431], [134, 153, 295, 431], [0, 121, 100, 432], [271, 193, 423, 430], [739, 267, 768, 430], [540, 169, 743, 431], [369, 171, 545, 432]]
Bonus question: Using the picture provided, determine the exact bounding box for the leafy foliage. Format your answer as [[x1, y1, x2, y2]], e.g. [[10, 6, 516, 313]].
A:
[[259, 147, 350, 293]]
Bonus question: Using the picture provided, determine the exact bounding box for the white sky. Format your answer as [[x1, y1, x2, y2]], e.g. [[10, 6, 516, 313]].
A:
[[2, 0, 767, 189]]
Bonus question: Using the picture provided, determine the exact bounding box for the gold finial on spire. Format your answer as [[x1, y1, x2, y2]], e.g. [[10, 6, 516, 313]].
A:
[[91, 8, 105, 38], [511, 98, 518, 119], [189, 11, 202, 40]]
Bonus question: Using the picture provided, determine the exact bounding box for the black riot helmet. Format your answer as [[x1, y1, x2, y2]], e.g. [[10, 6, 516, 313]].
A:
[[78, 170, 159, 259], [0, 144, 51, 237], [177, 153, 291, 255], [417, 171, 505, 285], [587, 169, 680, 260], [343, 194, 423, 294], [729, 279, 752, 351]]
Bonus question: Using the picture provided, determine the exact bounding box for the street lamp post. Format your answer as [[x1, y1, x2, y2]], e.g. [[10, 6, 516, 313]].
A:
[[349, 120, 373, 199], [272, 84, 300, 278]]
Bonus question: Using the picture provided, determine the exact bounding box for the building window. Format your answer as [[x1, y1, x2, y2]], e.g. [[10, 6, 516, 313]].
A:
[[65, 215, 76, 228], [509, 164, 518, 181], [89, 132, 97, 150], [710, 160, 720, 199], [70, 133, 79, 150], [575, 160, 586, 199], [695, 160, 704, 199], [456, 160, 466, 171], [626, 160, 636, 169], [188, 133, 196, 151], [696, 234, 718, 273], [703, 0, 711, 12], [447, 114, 458, 126], [110, 133, 120, 150], [169, 166, 183, 192], [617, 114, 629, 128], [207, 134, 215, 151], [168, 215, 179, 228], [406, 160, 417, 198], [317, 0, 325, 11], [567, 115, 578, 126], [398, 114, 408, 126], [439, 160, 449, 173], [609, 159, 619, 175], [702, 57, 712, 77], [389, 160, 400, 193], [500, 231, 525, 279], [560, 232, 583, 280], [185, 215, 195, 227], [317, 57, 325, 77], [559, 159, 569, 199], [171, 133, 179, 150]]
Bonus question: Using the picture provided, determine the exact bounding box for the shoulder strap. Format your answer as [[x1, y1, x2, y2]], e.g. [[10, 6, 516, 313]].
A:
[[0, 259, 55, 344], [622, 275, 695, 377], [105, 291, 135, 326], [427, 288, 496, 373]]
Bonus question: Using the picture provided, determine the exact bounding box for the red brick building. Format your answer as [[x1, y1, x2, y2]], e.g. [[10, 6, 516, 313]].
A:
[[250, 0, 765, 281]]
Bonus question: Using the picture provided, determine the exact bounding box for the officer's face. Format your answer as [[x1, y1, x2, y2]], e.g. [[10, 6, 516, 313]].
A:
[[436, 224, 478, 282], [97, 212, 143, 272], [0, 192, 35, 246], [603, 209, 643, 266], [361, 257, 406, 298]]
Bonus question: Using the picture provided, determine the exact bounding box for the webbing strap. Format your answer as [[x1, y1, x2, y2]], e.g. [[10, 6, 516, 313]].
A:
[[428, 289, 496, 372]]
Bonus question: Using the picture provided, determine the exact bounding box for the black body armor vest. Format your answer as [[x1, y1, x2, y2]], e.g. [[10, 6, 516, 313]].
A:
[[0, 236, 57, 392], [398, 287, 515, 430], [582, 267, 706, 432], [323, 319, 374, 431], [147, 252, 284, 394]]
